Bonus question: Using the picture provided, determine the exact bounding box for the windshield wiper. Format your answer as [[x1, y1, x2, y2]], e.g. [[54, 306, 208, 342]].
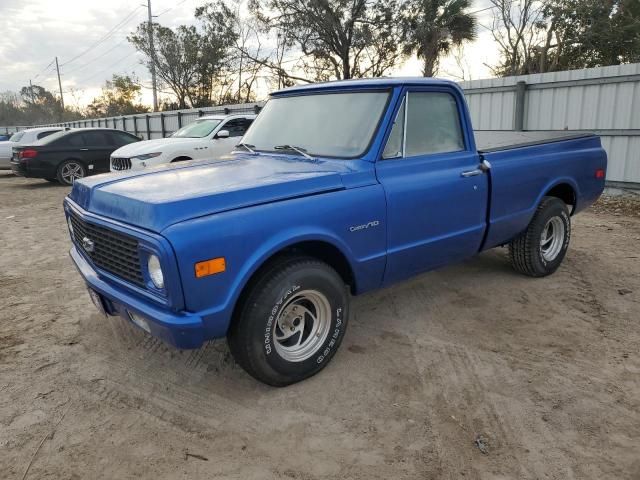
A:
[[234, 142, 257, 154], [274, 144, 314, 160]]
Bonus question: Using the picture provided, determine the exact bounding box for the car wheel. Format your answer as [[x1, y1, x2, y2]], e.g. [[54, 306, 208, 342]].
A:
[[509, 196, 571, 277], [228, 255, 350, 387], [56, 160, 86, 186]]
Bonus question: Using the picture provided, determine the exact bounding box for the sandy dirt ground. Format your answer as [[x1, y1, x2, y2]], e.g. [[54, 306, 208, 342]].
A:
[[1, 172, 639, 480]]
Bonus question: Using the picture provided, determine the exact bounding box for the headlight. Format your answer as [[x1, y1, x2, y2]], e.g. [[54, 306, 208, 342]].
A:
[[132, 152, 162, 161], [67, 216, 74, 238], [147, 254, 164, 289]]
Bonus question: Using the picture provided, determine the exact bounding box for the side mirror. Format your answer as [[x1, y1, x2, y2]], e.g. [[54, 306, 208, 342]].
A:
[[216, 130, 230, 139]]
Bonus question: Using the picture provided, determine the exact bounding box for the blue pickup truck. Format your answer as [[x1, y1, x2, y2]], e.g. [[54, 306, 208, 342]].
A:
[[64, 78, 607, 386]]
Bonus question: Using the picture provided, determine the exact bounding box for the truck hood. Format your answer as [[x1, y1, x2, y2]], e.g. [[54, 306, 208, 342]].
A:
[[68, 154, 349, 232], [112, 137, 203, 157]]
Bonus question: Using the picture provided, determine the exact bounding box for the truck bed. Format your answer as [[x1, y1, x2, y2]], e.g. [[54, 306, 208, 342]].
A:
[[476, 130, 595, 153]]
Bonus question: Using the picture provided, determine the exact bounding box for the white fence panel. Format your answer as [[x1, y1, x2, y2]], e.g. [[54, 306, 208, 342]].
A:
[[461, 63, 640, 186]]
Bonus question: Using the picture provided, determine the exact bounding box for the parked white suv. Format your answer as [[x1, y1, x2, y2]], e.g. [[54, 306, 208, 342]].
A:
[[0, 127, 63, 170], [110, 114, 256, 172]]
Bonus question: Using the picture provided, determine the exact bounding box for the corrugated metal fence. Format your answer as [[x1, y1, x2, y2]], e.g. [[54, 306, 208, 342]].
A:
[[4, 63, 639, 186], [5, 102, 264, 140], [460, 63, 640, 187]]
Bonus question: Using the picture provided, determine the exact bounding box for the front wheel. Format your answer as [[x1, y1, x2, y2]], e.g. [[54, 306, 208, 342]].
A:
[[56, 160, 86, 186], [228, 256, 350, 387], [509, 196, 571, 277]]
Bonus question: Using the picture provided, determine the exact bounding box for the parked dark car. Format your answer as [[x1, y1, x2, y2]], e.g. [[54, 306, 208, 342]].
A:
[[0, 133, 12, 141], [11, 128, 140, 185]]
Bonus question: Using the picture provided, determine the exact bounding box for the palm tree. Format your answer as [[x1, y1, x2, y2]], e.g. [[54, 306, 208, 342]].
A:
[[402, 0, 478, 77]]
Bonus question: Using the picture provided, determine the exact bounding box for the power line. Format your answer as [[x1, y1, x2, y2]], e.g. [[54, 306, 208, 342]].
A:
[[63, 37, 130, 75], [156, 0, 190, 17], [33, 60, 55, 81], [73, 51, 140, 85], [469, 5, 497, 16], [59, 6, 143, 67]]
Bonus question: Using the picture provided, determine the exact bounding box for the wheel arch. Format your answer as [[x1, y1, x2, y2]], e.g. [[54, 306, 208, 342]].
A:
[[229, 237, 357, 331], [544, 181, 577, 214]]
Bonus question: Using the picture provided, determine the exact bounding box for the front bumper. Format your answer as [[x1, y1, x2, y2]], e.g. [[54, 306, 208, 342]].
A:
[[70, 246, 205, 349]]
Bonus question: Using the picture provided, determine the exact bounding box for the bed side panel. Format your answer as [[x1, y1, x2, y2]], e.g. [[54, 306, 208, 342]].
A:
[[482, 135, 606, 250]]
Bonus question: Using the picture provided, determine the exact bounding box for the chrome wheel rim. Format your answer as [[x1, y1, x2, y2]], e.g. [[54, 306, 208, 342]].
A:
[[540, 217, 565, 262], [61, 162, 84, 184], [273, 289, 331, 363]]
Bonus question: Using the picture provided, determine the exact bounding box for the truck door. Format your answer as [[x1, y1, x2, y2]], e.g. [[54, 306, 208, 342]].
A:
[[376, 88, 489, 285]]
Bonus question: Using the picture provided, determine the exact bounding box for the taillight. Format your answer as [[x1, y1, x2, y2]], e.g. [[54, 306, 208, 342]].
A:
[[595, 169, 605, 179], [19, 149, 38, 159]]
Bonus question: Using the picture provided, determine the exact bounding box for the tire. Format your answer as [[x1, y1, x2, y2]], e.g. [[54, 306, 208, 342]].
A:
[[509, 196, 571, 277], [228, 255, 350, 387], [56, 160, 86, 186]]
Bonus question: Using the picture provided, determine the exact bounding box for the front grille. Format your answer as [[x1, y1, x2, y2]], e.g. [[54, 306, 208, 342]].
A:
[[111, 157, 131, 171], [69, 211, 145, 287]]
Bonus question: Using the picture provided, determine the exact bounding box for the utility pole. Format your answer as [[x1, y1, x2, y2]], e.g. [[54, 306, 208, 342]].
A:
[[146, 0, 158, 112], [29, 79, 35, 104], [55, 56, 65, 111]]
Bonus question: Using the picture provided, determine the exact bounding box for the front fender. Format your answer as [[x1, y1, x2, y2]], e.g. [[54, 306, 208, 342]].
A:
[[162, 185, 387, 339]]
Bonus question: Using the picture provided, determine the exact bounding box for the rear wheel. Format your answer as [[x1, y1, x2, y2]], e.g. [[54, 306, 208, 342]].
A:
[[56, 160, 86, 186], [228, 255, 350, 387], [509, 196, 571, 277]]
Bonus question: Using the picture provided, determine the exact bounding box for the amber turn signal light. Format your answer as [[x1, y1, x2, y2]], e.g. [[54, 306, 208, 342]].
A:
[[195, 257, 226, 278]]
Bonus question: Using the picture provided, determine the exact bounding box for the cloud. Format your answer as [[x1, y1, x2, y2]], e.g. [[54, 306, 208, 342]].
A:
[[0, 0, 201, 106]]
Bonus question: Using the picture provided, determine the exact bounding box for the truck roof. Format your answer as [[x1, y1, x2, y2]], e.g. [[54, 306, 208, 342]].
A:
[[272, 77, 460, 96]]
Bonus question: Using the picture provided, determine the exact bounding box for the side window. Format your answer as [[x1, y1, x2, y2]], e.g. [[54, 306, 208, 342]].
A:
[[37, 130, 59, 140], [62, 134, 85, 147], [405, 92, 464, 157], [110, 131, 139, 147], [82, 132, 110, 146], [382, 99, 405, 159], [220, 118, 253, 138]]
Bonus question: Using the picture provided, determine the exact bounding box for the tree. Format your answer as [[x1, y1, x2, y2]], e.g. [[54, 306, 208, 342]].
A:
[[401, 0, 477, 77], [129, 5, 237, 108], [490, 0, 640, 76], [87, 75, 149, 117], [20, 84, 66, 123], [541, 0, 640, 71], [248, 0, 403, 82], [196, 2, 263, 104], [489, 0, 547, 76]]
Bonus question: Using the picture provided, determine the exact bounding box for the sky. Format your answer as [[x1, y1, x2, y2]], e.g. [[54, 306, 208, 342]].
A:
[[0, 0, 500, 109]]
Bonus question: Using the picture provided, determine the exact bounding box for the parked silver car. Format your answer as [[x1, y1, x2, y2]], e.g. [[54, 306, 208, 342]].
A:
[[0, 127, 63, 170]]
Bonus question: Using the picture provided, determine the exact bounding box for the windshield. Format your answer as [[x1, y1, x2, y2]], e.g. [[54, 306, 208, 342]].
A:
[[10, 132, 25, 142], [242, 91, 390, 158], [171, 119, 221, 138]]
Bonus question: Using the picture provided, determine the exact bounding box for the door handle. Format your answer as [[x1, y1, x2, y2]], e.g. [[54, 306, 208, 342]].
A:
[[461, 159, 492, 178], [80, 148, 89, 151]]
